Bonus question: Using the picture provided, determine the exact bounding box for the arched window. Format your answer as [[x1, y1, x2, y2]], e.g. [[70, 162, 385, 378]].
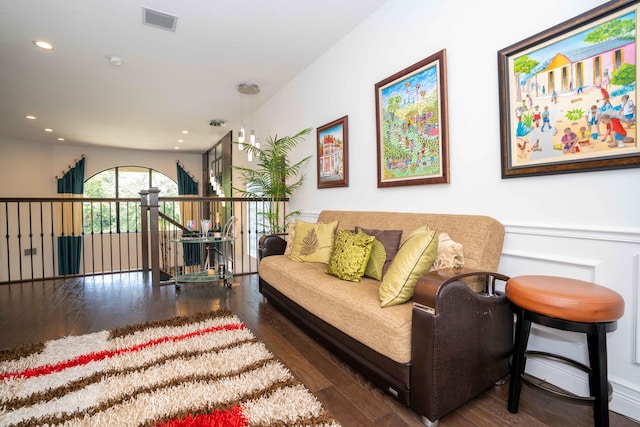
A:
[[83, 166, 178, 233]]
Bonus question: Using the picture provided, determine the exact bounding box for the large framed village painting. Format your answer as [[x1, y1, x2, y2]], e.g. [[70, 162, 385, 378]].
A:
[[375, 49, 449, 187], [498, 0, 640, 178]]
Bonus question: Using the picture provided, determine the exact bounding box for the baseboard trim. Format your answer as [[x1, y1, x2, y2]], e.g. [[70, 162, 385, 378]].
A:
[[526, 357, 640, 422]]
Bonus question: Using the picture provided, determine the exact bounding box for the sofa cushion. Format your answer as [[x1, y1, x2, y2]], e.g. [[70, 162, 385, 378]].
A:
[[326, 229, 375, 282], [289, 220, 338, 263], [357, 227, 402, 280], [430, 232, 464, 271], [379, 226, 439, 307], [259, 255, 414, 364]]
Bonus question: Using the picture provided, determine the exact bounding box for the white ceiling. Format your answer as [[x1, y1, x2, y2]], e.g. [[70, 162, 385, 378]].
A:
[[0, 0, 387, 153]]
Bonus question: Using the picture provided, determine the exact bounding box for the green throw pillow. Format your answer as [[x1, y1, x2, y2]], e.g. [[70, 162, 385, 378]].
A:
[[357, 228, 402, 280], [364, 239, 387, 280], [326, 229, 375, 282], [379, 226, 439, 307], [289, 220, 338, 263]]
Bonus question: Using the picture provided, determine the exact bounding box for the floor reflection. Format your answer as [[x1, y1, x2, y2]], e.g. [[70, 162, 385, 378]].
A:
[[0, 273, 258, 350]]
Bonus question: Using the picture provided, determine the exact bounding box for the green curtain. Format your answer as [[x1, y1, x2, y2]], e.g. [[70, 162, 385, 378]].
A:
[[57, 157, 85, 275], [177, 163, 198, 195], [177, 163, 200, 266], [57, 236, 82, 276]]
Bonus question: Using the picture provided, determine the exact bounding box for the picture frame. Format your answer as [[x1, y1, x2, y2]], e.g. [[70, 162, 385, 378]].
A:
[[498, 0, 640, 178], [317, 115, 349, 188], [375, 48, 449, 187]]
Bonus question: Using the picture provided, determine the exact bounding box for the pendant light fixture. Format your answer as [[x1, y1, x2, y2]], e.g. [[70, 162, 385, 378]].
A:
[[238, 126, 245, 145], [237, 83, 260, 160]]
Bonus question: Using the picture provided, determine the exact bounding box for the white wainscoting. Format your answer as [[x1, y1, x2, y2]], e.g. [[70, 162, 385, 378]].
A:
[[500, 223, 640, 422]]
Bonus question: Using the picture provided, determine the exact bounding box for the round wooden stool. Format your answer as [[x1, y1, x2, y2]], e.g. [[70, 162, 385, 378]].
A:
[[505, 275, 624, 427]]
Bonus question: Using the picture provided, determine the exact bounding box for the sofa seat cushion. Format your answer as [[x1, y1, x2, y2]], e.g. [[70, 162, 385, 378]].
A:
[[260, 255, 413, 364]]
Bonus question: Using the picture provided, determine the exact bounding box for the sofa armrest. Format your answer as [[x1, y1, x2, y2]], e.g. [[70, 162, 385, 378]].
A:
[[410, 268, 513, 423], [413, 268, 510, 312], [258, 234, 287, 260]]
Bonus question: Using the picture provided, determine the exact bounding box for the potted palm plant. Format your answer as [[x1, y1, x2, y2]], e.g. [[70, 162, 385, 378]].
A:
[[233, 128, 312, 234]]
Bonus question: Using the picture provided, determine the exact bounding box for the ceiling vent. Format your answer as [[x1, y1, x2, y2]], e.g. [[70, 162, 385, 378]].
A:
[[142, 7, 177, 32]]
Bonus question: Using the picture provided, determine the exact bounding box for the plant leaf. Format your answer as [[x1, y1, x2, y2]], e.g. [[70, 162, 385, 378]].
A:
[[232, 128, 312, 233]]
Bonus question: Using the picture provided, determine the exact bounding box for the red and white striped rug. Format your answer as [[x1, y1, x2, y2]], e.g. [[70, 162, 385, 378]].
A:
[[0, 310, 341, 427]]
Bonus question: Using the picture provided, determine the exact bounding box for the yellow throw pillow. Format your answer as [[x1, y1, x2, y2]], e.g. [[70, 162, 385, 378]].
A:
[[379, 226, 439, 307], [364, 239, 386, 280], [289, 220, 338, 263], [326, 229, 375, 282]]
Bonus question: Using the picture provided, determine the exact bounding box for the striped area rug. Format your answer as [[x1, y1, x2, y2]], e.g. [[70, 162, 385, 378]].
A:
[[0, 310, 341, 427]]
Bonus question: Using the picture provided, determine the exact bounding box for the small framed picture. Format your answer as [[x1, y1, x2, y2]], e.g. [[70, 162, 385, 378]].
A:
[[317, 115, 348, 188]]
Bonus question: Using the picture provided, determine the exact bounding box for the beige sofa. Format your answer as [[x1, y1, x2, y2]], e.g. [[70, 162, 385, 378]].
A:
[[258, 210, 513, 426]]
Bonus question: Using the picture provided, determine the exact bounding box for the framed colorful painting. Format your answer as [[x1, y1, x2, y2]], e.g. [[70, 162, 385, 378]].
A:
[[498, 0, 640, 178], [317, 115, 348, 188], [375, 49, 449, 187]]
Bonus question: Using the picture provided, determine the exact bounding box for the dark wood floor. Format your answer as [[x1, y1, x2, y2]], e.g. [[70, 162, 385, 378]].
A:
[[0, 273, 637, 427]]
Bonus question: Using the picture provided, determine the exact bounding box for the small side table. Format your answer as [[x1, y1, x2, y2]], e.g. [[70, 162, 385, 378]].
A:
[[505, 275, 624, 427]]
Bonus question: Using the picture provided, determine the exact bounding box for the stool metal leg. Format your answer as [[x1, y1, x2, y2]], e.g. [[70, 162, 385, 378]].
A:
[[587, 323, 609, 427], [508, 307, 531, 413]]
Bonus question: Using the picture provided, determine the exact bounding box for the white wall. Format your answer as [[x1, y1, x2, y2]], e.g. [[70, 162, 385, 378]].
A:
[[231, 0, 640, 421], [0, 136, 202, 197], [247, 0, 640, 229]]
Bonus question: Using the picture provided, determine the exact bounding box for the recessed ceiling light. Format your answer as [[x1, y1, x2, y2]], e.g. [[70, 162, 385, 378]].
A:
[[181, 130, 189, 134], [25, 115, 37, 120], [177, 139, 184, 143], [237, 83, 260, 94], [33, 40, 54, 50], [57, 137, 65, 141], [108, 55, 123, 66], [44, 128, 53, 132], [174, 146, 180, 150]]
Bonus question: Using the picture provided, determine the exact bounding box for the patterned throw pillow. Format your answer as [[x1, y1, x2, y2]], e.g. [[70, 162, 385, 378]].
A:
[[379, 226, 439, 307], [325, 229, 375, 282], [289, 220, 338, 263], [430, 232, 464, 271], [283, 221, 296, 256]]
